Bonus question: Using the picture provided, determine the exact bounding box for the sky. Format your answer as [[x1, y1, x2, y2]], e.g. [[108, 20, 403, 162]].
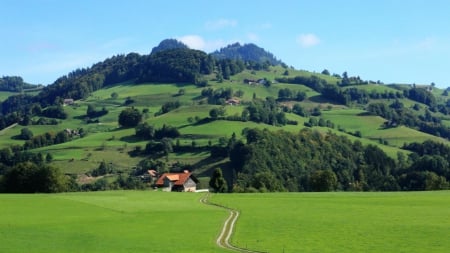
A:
[[2, 0, 450, 87]]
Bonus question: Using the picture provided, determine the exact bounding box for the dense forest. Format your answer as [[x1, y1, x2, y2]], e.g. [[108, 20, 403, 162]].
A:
[[211, 43, 284, 66], [227, 128, 449, 192], [0, 76, 41, 92]]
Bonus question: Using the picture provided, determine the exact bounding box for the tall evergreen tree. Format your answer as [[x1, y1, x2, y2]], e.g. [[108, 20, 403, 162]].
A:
[[209, 168, 228, 193]]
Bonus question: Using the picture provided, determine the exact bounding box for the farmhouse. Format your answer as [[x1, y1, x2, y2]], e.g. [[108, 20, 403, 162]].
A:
[[155, 171, 199, 192], [226, 98, 240, 106], [63, 98, 74, 106]]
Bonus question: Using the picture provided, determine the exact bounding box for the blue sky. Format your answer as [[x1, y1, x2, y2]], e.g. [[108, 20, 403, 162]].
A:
[[2, 0, 450, 87]]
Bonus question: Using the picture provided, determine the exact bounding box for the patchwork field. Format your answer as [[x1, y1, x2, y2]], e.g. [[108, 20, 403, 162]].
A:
[[1, 191, 449, 253]]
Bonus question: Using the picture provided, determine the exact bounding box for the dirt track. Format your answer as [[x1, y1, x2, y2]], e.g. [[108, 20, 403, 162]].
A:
[[200, 193, 266, 253]]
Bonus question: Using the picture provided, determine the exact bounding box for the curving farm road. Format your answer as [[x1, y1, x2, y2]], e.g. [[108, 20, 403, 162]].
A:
[[200, 193, 265, 253]]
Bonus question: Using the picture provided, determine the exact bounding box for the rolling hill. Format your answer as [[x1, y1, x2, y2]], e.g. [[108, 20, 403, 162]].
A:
[[0, 39, 449, 192]]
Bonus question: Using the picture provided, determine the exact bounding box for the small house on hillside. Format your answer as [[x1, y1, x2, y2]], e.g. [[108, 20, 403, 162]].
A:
[[63, 98, 74, 106], [226, 98, 240, 106], [155, 171, 199, 192]]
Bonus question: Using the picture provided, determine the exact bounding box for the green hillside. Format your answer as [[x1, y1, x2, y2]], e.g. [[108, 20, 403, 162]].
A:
[[1, 40, 450, 192]]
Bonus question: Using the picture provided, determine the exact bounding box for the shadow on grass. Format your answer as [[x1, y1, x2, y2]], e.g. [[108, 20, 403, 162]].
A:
[[309, 95, 342, 105], [119, 135, 144, 143], [178, 118, 213, 129]]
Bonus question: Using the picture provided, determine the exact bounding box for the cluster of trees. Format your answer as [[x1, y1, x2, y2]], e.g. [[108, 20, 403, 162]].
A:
[[0, 76, 39, 92], [226, 128, 449, 192], [367, 101, 450, 138], [215, 58, 246, 81], [277, 88, 306, 101], [243, 97, 293, 126], [338, 71, 365, 86], [23, 129, 80, 150], [0, 162, 73, 193], [201, 87, 233, 104], [0, 145, 153, 193], [86, 104, 108, 118], [404, 87, 436, 107], [1, 94, 35, 115], [80, 174, 147, 191], [0, 148, 71, 193], [118, 107, 142, 128], [276, 75, 328, 93], [135, 123, 180, 140], [138, 49, 214, 84], [90, 160, 115, 177], [276, 75, 407, 106], [0, 147, 53, 167], [133, 123, 181, 157], [150, 39, 188, 54], [0, 95, 66, 128], [211, 42, 283, 66], [41, 105, 68, 119], [157, 101, 181, 115]]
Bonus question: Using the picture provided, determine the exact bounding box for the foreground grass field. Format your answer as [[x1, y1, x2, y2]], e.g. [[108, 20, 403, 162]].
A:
[[211, 191, 450, 253], [0, 191, 228, 253], [1, 191, 449, 253]]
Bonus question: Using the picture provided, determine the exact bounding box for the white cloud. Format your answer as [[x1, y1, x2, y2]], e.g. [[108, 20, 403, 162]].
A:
[[296, 33, 321, 48], [178, 35, 206, 50], [178, 35, 232, 52], [205, 18, 237, 30]]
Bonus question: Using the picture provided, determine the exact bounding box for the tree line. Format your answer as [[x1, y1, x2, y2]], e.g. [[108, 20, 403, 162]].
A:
[[225, 128, 449, 192], [0, 76, 40, 92]]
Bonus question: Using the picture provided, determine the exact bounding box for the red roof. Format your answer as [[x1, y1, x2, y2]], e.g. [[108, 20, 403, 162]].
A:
[[155, 172, 197, 186]]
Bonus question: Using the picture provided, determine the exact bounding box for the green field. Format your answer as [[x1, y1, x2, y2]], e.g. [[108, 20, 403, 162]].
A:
[[211, 191, 450, 253], [0, 191, 228, 253], [1, 191, 449, 253]]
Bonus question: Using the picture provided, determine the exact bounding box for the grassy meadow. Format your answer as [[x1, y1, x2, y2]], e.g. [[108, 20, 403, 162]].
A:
[[211, 191, 450, 253], [1, 191, 449, 253], [0, 191, 229, 253]]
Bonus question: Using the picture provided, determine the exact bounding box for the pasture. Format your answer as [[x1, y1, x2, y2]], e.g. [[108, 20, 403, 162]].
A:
[[0, 191, 228, 253], [1, 191, 449, 253], [211, 191, 450, 253], [321, 109, 446, 147]]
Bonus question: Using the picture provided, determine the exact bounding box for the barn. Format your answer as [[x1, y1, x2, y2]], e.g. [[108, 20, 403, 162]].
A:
[[155, 171, 199, 192]]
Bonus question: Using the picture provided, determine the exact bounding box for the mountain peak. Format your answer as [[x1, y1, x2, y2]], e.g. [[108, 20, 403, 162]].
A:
[[151, 39, 188, 54], [211, 42, 284, 65]]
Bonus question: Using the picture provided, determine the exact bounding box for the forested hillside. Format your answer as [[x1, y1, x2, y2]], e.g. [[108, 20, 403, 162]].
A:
[[0, 39, 449, 193], [0, 76, 41, 92], [229, 128, 449, 192], [211, 42, 284, 66]]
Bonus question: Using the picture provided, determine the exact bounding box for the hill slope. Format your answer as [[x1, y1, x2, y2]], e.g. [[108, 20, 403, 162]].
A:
[[0, 40, 450, 192]]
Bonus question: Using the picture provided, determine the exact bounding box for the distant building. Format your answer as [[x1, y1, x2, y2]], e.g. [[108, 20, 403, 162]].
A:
[[63, 99, 74, 106], [226, 98, 240, 106], [155, 171, 199, 192]]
